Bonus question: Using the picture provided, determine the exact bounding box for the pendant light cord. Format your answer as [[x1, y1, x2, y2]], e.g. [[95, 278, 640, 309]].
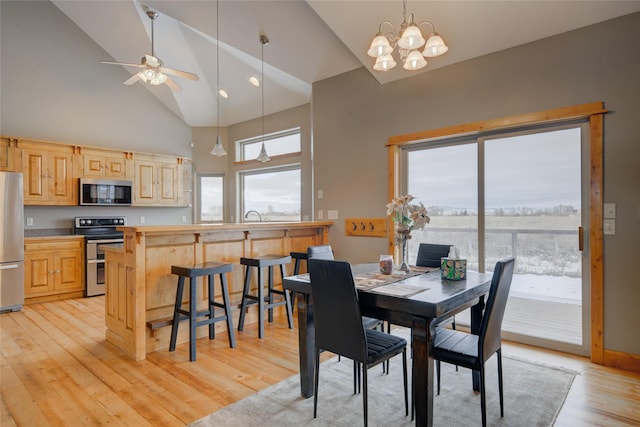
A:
[[216, 0, 220, 139]]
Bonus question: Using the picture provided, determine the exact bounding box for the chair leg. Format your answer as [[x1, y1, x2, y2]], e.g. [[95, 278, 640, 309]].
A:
[[313, 349, 320, 418], [188, 277, 197, 361], [402, 349, 408, 416], [281, 264, 294, 329], [362, 364, 368, 427], [257, 267, 264, 338], [353, 361, 358, 395], [480, 366, 487, 427], [436, 360, 441, 395], [207, 274, 215, 340], [267, 266, 274, 323], [497, 349, 504, 417]]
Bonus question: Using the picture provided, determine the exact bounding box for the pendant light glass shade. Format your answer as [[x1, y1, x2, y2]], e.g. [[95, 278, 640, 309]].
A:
[[398, 24, 425, 50], [367, 34, 393, 57], [403, 50, 427, 70], [210, 135, 226, 157], [256, 142, 270, 163], [423, 32, 449, 57], [373, 53, 397, 71]]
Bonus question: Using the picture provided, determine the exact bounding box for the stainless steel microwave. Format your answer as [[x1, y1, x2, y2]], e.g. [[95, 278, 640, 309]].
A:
[[79, 178, 133, 206]]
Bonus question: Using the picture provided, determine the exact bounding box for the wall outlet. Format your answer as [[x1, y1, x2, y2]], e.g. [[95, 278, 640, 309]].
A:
[[26, 217, 34, 226], [317, 210, 324, 220], [317, 189, 324, 200], [604, 219, 615, 235], [182, 215, 187, 223], [604, 203, 616, 219], [140, 216, 145, 224]]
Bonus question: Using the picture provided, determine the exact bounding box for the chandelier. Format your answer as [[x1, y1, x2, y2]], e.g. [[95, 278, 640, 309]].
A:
[[367, 0, 449, 71]]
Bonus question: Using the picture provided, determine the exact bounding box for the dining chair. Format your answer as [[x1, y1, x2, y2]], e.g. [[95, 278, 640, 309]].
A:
[[307, 244, 386, 386], [308, 258, 408, 426], [433, 257, 515, 427], [415, 243, 456, 330]]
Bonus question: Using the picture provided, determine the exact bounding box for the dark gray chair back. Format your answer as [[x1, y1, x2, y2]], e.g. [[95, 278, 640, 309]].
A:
[[307, 244, 334, 260], [415, 243, 452, 268], [479, 258, 515, 361], [308, 259, 367, 362]]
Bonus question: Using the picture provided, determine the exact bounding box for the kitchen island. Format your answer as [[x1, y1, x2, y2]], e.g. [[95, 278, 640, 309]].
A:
[[103, 221, 332, 360]]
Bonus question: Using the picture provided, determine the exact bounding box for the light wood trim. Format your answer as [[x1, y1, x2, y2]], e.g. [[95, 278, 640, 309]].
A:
[[387, 102, 607, 146], [387, 102, 609, 367], [603, 349, 640, 373], [590, 113, 605, 364], [233, 151, 302, 166]]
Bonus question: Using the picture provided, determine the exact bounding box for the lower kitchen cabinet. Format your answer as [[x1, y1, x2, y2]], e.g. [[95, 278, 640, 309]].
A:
[[24, 237, 84, 303]]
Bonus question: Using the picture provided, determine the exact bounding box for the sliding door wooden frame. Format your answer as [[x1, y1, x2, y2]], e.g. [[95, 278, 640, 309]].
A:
[[387, 102, 606, 364]]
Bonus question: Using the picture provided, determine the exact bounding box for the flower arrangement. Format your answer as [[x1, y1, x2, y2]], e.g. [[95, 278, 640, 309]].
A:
[[386, 194, 430, 271]]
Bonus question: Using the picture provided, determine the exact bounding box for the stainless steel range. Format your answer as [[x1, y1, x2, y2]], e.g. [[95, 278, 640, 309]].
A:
[[73, 216, 126, 297]]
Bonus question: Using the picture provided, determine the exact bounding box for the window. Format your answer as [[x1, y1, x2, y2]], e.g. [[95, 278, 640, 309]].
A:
[[240, 165, 301, 222], [197, 174, 224, 222], [238, 128, 300, 161]]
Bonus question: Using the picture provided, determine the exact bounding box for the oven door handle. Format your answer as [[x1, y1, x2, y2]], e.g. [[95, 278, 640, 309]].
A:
[[87, 259, 106, 265], [87, 239, 123, 244]]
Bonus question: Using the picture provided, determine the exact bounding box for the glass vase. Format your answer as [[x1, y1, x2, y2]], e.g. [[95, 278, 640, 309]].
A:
[[399, 236, 410, 273]]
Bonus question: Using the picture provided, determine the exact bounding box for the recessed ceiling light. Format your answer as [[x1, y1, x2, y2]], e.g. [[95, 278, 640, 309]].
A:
[[249, 76, 260, 87], [218, 89, 229, 99]]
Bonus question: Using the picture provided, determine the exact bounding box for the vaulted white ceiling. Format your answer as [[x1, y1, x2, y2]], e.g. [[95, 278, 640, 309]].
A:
[[52, 0, 640, 127]]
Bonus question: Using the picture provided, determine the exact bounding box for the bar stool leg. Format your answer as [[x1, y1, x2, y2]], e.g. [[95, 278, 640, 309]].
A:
[[282, 264, 294, 329], [237, 265, 252, 331], [208, 274, 216, 340], [267, 266, 275, 323], [169, 276, 186, 352], [189, 277, 197, 361], [220, 272, 236, 348], [258, 266, 265, 339]]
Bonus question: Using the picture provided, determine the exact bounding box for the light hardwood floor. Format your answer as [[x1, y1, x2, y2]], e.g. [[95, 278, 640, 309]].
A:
[[1, 297, 639, 426]]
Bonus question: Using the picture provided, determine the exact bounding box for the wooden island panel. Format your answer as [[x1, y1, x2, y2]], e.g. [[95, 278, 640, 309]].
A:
[[104, 222, 332, 360]]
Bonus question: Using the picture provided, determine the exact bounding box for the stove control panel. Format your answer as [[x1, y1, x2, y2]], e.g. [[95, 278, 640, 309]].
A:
[[74, 216, 127, 229]]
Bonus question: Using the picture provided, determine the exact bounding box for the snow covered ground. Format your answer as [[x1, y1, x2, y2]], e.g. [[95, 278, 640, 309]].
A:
[[510, 273, 582, 305]]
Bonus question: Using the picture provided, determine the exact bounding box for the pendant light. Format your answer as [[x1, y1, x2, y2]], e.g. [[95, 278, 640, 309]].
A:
[[210, 0, 227, 157], [256, 34, 271, 163]]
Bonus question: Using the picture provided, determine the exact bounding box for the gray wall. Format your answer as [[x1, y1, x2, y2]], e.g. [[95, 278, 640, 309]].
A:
[[312, 13, 640, 355]]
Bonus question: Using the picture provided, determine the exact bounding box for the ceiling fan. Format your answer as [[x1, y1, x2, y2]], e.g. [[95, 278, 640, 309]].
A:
[[101, 9, 199, 92]]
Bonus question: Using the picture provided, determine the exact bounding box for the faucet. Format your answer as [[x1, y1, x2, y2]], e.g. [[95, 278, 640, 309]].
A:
[[244, 210, 262, 222]]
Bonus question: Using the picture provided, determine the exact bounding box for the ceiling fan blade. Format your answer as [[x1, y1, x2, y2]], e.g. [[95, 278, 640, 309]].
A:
[[123, 73, 141, 85], [101, 60, 144, 68], [164, 76, 182, 92], [160, 67, 199, 81]]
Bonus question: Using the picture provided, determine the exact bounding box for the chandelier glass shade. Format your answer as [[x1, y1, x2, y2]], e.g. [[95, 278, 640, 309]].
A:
[[367, 0, 448, 72]]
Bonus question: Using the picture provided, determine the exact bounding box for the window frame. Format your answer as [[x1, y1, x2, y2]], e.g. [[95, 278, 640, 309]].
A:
[[196, 173, 225, 223], [237, 127, 301, 162]]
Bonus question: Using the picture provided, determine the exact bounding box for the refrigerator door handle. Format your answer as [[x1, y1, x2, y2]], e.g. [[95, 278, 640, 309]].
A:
[[0, 264, 19, 270]]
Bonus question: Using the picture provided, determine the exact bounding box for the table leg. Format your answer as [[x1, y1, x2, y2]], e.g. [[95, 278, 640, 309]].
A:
[[412, 316, 434, 427], [297, 293, 315, 398], [470, 295, 486, 391]]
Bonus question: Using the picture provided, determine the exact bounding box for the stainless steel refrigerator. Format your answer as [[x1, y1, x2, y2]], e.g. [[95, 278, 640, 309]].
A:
[[0, 171, 24, 313]]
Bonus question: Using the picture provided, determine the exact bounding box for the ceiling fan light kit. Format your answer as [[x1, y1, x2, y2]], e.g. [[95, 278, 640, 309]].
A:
[[101, 9, 199, 92], [368, 0, 448, 72]]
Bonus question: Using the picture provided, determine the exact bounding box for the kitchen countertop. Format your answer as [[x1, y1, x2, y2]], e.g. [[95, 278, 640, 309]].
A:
[[24, 228, 75, 238], [117, 221, 334, 234]]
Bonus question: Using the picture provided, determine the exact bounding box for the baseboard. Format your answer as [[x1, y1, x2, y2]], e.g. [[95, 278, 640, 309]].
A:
[[603, 349, 640, 373]]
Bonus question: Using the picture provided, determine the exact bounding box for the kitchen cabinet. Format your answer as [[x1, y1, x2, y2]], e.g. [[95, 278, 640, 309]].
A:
[[133, 156, 180, 206], [79, 148, 132, 179], [0, 137, 20, 172], [24, 237, 84, 303], [21, 146, 75, 205]]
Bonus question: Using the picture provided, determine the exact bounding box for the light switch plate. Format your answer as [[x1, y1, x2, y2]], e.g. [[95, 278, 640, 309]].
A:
[[317, 210, 323, 220], [604, 219, 616, 235], [327, 210, 338, 220], [604, 203, 616, 219]]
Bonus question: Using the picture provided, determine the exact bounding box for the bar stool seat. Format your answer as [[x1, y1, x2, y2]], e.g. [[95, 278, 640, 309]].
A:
[[237, 254, 293, 339], [169, 261, 236, 361]]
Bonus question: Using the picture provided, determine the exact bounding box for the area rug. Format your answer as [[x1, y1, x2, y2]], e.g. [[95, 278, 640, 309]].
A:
[[190, 340, 576, 426]]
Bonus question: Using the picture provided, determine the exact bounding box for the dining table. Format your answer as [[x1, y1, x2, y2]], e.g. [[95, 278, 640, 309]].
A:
[[282, 263, 493, 427]]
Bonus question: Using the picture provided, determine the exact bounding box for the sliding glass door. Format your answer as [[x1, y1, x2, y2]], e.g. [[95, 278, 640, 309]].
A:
[[404, 124, 589, 355]]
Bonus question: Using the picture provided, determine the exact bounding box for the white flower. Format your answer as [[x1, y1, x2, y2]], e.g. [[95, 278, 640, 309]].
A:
[[387, 194, 430, 246]]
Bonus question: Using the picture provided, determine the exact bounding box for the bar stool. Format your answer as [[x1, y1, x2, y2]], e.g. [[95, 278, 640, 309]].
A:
[[169, 261, 236, 361], [237, 254, 293, 339]]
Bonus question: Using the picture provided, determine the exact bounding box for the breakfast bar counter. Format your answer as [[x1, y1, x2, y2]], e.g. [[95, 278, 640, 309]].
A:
[[104, 221, 332, 360]]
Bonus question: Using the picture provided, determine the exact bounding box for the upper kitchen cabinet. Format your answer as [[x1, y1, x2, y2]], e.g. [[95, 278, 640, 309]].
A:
[[20, 140, 75, 205], [76, 147, 133, 179], [0, 137, 21, 172], [133, 153, 185, 206]]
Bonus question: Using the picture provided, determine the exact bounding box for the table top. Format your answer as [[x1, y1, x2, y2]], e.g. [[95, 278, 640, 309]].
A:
[[283, 263, 493, 322]]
